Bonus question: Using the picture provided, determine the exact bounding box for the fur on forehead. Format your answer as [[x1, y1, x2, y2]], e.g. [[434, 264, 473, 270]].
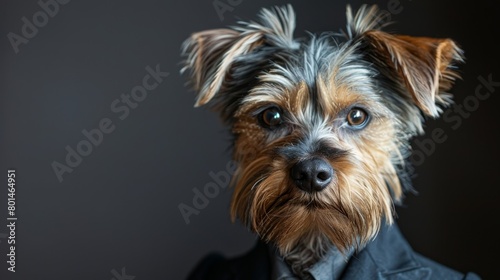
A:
[[181, 4, 463, 129]]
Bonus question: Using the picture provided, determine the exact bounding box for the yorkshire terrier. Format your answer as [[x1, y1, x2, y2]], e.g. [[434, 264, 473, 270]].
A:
[[181, 4, 480, 280]]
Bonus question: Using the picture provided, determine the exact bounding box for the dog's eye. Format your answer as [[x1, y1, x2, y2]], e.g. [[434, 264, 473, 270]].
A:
[[259, 107, 283, 129], [346, 108, 369, 128]]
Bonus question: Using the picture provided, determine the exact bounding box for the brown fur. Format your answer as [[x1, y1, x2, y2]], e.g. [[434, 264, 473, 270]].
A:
[[362, 31, 463, 117]]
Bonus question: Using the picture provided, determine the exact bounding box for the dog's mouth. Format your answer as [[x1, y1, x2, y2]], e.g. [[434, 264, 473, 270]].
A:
[[264, 191, 329, 212], [261, 178, 337, 211], [286, 195, 330, 210], [298, 199, 328, 209]]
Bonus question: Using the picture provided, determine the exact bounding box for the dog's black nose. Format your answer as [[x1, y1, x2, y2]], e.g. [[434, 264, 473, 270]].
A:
[[290, 158, 333, 192]]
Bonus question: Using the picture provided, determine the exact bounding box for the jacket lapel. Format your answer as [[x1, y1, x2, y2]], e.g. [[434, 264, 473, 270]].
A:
[[340, 224, 433, 280]]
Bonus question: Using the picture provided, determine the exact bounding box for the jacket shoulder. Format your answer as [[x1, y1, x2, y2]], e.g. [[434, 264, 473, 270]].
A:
[[353, 224, 482, 279], [413, 253, 482, 280]]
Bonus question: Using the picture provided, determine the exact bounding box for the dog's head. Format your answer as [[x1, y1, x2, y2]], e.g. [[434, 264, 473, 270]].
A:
[[181, 4, 463, 256]]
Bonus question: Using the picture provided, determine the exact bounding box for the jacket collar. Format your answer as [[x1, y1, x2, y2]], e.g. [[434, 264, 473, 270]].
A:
[[232, 223, 432, 280], [340, 224, 432, 279]]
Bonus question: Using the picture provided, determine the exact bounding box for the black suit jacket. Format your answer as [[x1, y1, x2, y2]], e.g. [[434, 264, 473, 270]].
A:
[[187, 224, 481, 279]]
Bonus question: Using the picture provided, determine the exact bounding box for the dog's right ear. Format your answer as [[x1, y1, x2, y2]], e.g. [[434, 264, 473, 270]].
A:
[[181, 5, 298, 108], [181, 28, 261, 107]]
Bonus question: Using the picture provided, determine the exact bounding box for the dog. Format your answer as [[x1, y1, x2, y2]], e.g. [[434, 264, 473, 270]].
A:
[[181, 4, 480, 279]]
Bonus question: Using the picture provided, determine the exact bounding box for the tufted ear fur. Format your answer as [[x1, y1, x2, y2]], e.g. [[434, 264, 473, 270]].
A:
[[181, 5, 298, 108], [181, 28, 262, 107], [362, 31, 464, 117], [346, 5, 464, 117]]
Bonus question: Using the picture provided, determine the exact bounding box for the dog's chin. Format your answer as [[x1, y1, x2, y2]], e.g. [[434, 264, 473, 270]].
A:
[[252, 198, 374, 255]]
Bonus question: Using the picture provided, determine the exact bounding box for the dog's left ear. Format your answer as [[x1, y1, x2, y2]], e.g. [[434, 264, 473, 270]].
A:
[[362, 31, 464, 117], [346, 5, 464, 118]]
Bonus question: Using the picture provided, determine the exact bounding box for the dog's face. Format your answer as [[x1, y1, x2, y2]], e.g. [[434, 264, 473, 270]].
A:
[[181, 5, 463, 256]]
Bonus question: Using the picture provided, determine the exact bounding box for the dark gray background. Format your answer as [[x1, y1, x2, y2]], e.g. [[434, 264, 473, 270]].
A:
[[1, 0, 498, 279]]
